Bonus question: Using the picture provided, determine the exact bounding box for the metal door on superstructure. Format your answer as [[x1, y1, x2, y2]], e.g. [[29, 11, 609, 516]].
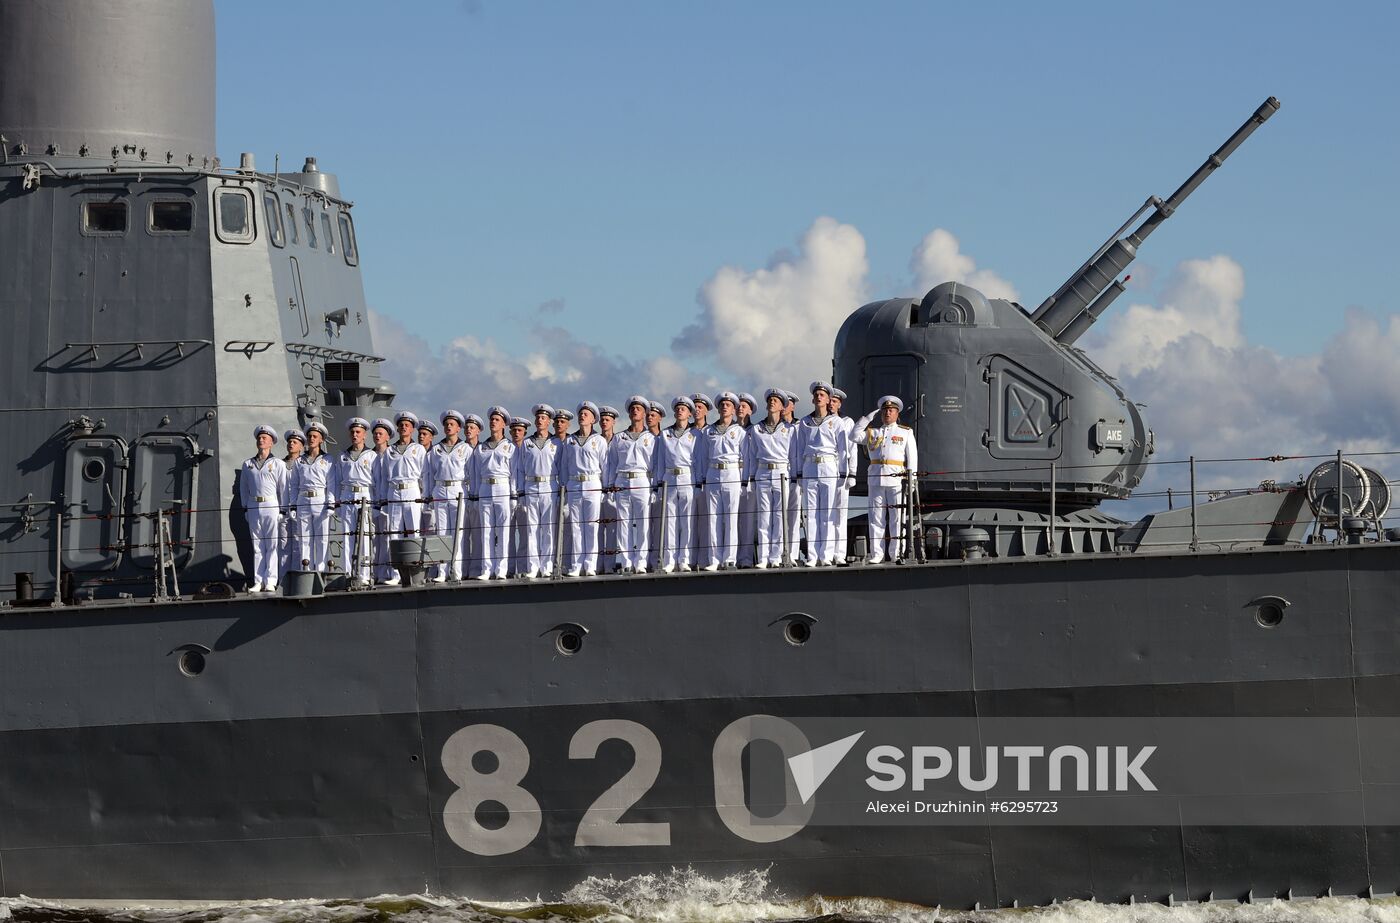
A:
[[126, 433, 200, 568], [852, 354, 923, 485], [61, 435, 127, 570]]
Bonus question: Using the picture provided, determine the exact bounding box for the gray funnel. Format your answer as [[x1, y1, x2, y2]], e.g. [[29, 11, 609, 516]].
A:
[[0, 0, 216, 164]]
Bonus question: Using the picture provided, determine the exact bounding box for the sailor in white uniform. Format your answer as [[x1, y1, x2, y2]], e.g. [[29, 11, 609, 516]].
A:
[[645, 400, 665, 569], [851, 395, 919, 563], [508, 415, 530, 573], [790, 381, 847, 566], [240, 425, 287, 593], [551, 407, 574, 569], [424, 409, 471, 581], [278, 428, 305, 580], [330, 416, 375, 585], [369, 418, 397, 584], [417, 418, 438, 453], [736, 392, 758, 567], [598, 405, 620, 573], [456, 413, 483, 577], [830, 387, 855, 564], [473, 406, 516, 580], [688, 393, 712, 564], [515, 403, 559, 579], [655, 395, 699, 573], [292, 421, 335, 572], [382, 409, 428, 552], [697, 391, 746, 570], [607, 396, 658, 574], [781, 390, 802, 564], [559, 401, 608, 576], [746, 389, 795, 568]]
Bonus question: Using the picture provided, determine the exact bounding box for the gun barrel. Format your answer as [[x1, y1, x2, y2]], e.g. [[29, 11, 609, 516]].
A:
[[1035, 97, 1280, 341]]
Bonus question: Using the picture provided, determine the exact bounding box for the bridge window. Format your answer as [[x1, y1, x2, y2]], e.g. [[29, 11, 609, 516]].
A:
[[302, 204, 318, 249], [82, 200, 127, 235], [149, 200, 194, 234], [320, 211, 335, 254], [264, 192, 285, 248], [339, 211, 358, 265], [283, 200, 299, 244], [214, 187, 255, 244]]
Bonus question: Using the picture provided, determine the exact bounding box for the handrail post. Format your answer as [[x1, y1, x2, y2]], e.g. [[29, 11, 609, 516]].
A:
[[1336, 448, 1344, 544], [553, 484, 566, 578], [52, 496, 65, 607], [1048, 463, 1057, 557], [780, 474, 791, 567], [657, 481, 668, 571], [1189, 456, 1199, 551]]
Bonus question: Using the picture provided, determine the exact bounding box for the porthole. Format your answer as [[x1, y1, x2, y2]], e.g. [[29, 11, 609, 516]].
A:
[[82, 458, 106, 482], [556, 629, 584, 656], [772, 612, 817, 646], [1247, 595, 1290, 629], [543, 622, 588, 656], [1256, 603, 1284, 629], [178, 649, 206, 676]]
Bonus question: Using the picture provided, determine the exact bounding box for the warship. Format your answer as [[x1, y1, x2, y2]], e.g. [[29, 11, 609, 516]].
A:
[[2, 0, 1398, 909]]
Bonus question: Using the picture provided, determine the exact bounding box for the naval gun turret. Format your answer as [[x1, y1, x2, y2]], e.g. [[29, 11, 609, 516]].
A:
[[833, 98, 1279, 552]]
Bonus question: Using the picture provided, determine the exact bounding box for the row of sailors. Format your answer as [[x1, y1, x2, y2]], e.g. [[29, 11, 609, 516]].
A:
[[237, 382, 917, 592]]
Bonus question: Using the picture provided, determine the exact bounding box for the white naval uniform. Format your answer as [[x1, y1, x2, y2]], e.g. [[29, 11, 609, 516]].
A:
[[791, 412, 847, 564], [852, 415, 918, 562], [239, 454, 287, 590], [331, 446, 376, 582], [696, 421, 746, 568], [655, 423, 699, 570], [371, 448, 394, 581], [473, 437, 517, 579], [834, 412, 855, 562], [291, 451, 334, 572], [607, 428, 657, 571], [737, 448, 755, 567], [424, 438, 472, 579], [515, 432, 560, 577], [277, 455, 300, 579], [559, 430, 608, 575], [745, 418, 795, 567], [381, 440, 427, 544]]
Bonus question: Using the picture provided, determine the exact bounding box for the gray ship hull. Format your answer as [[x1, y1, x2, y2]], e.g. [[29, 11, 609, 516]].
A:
[[2, 543, 1397, 906]]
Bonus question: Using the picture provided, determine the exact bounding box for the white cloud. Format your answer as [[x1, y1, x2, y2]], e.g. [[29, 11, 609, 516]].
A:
[[1089, 256, 1400, 506], [672, 216, 869, 388], [909, 228, 1020, 302]]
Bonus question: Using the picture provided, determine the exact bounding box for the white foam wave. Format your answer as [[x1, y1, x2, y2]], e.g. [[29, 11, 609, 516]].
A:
[[4, 872, 1400, 923]]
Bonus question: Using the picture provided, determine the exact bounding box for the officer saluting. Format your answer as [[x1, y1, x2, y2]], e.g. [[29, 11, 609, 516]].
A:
[[851, 395, 919, 564], [240, 425, 287, 593]]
